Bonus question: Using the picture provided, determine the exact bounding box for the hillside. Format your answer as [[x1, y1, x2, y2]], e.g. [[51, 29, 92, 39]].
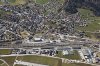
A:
[[0, 0, 99, 41], [64, 0, 100, 16]]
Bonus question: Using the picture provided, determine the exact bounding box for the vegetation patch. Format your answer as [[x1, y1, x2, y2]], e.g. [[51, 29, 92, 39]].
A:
[[0, 63, 8, 66], [15, 64, 25, 66], [16, 55, 62, 66], [56, 50, 81, 60], [36, 0, 48, 4], [1, 56, 16, 66], [77, 9, 100, 40], [78, 9, 100, 32], [0, 60, 3, 65], [0, 49, 12, 55], [62, 63, 93, 66], [8, 0, 16, 3]]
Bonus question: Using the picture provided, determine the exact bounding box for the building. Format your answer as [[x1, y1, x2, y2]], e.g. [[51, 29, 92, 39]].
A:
[[62, 50, 69, 55], [34, 38, 43, 42]]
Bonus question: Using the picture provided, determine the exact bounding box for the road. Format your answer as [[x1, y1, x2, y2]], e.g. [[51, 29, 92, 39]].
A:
[[0, 40, 95, 48]]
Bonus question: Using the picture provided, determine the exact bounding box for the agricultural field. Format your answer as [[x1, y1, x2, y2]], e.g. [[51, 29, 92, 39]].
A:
[[16, 55, 62, 66], [0, 49, 12, 55], [0, 55, 93, 66], [0, 55, 62, 66], [14, 65, 25, 66], [0, 63, 8, 66], [1, 56, 16, 66], [0, 60, 3, 65], [62, 63, 93, 66]]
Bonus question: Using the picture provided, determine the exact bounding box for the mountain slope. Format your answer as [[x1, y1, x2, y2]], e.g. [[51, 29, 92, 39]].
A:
[[64, 0, 100, 16]]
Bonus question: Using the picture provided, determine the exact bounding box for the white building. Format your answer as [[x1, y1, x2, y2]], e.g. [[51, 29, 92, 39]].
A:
[[62, 50, 69, 55]]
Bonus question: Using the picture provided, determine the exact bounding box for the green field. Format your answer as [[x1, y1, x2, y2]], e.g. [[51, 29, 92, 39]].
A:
[[1, 56, 16, 66], [15, 65, 25, 66], [16, 55, 62, 66], [0, 55, 62, 66], [8, 0, 16, 3], [77, 9, 100, 40], [62, 63, 93, 66], [0, 55, 94, 66], [56, 50, 81, 60], [0, 63, 8, 66], [78, 9, 100, 32], [11, 0, 26, 5], [36, 0, 48, 4], [32, 0, 49, 4], [0, 49, 12, 55], [14, 63, 93, 66], [0, 60, 3, 65]]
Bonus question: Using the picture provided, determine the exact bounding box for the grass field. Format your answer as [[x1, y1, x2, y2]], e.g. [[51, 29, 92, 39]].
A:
[[9, 0, 26, 5], [0, 63, 8, 66], [1, 56, 16, 66], [36, 0, 48, 4], [77, 9, 100, 40], [0, 49, 12, 55], [8, 0, 16, 3], [56, 50, 81, 60], [32, 0, 49, 4], [78, 9, 100, 32], [0, 55, 93, 66], [16, 55, 62, 66], [0, 60, 3, 65], [0, 55, 62, 66], [62, 63, 93, 66], [15, 65, 25, 66]]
